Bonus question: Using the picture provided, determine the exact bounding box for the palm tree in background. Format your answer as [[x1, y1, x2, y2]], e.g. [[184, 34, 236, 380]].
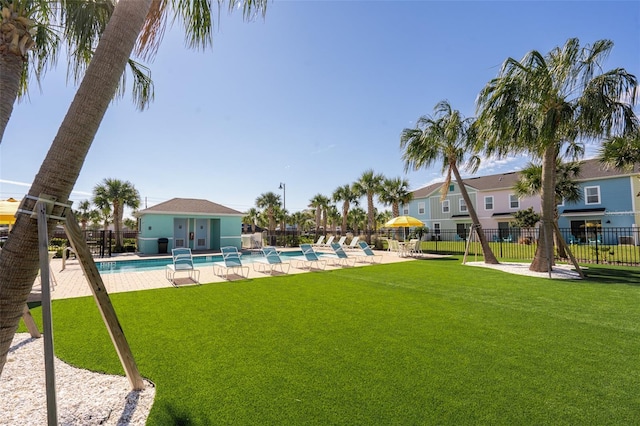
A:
[[514, 161, 582, 257], [380, 177, 412, 218], [476, 38, 638, 272], [332, 184, 359, 235], [309, 193, 330, 236], [0, 0, 153, 143], [93, 178, 140, 250], [401, 100, 499, 264], [599, 134, 640, 171], [0, 0, 269, 378], [74, 199, 92, 230], [348, 207, 367, 236], [326, 205, 341, 233], [243, 207, 262, 231], [353, 169, 384, 242], [255, 192, 281, 233], [290, 210, 313, 236]]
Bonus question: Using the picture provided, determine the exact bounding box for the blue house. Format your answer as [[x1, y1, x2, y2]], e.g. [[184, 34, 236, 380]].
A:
[[136, 198, 244, 254], [558, 159, 640, 244]]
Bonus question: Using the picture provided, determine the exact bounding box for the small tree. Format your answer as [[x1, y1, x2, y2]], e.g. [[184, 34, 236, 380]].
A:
[[512, 207, 540, 244]]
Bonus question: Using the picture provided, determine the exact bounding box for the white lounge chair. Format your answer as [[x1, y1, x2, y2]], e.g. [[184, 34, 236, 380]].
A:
[[292, 244, 327, 270], [166, 248, 201, 286], [253, 246, 291, 275], [311, 235, 325, 247], [335, 236, 347, 247], [356, 241, 383, 264], [213, 246, 249, 279], [344, 236, 360, 251], [315, 235, 335, 250], [325, 243, 356, 267]]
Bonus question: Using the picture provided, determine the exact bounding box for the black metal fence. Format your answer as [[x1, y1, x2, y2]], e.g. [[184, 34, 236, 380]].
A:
[[50, 229, 138, 258], [43, 226, 640, 265], [265, 227, 640, 266]]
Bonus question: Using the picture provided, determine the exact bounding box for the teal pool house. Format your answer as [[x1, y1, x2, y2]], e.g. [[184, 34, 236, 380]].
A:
[[136, 198, 244, 254]]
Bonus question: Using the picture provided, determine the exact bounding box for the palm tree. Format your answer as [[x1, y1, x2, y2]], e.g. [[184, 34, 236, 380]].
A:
[[332, 183, 359, 235], [243, 207, 261, 232], [353, 169, 384, 242], [380, 177, 412, 218], [514, 161, 582, 257], [0, 0, 153, 144], [75, 199, 93, 230], [599, 134, 640, 170], [326, 205, 341, 233], [309, 193, 330, 236], [255, 192, 281, 233], [401, 100, 499, 264], [0, 0, 269, 377], [290, 210, 313, 236], [93, 178, 140, 250], [476, 38, 638, 272], [348, 207, 367, 236]]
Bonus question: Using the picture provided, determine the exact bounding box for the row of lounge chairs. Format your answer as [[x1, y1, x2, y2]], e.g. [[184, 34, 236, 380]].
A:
[[165, 241, 381, 286]]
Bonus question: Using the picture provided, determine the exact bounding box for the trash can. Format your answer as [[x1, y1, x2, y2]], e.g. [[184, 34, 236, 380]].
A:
[[158, 238, 169, 254]]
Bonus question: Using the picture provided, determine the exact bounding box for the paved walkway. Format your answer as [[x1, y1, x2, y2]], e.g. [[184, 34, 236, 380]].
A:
[[30, 248, 433, 301]]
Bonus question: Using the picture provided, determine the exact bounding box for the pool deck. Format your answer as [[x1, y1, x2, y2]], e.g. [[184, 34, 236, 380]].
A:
[[30, 247, 438, 301]]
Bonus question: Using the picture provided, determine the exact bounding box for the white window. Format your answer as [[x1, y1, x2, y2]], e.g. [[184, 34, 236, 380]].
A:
[[418, 202, 425, 215], [459, 199, 467, 212], [403, 206, 409, 215], [509, 194, 520, 209], [484, 196, 494, 210], [585, 186, 600, 205], [442, 200, 450, 213], [433, 223, 441, 235], [557, 197, 565, 207]]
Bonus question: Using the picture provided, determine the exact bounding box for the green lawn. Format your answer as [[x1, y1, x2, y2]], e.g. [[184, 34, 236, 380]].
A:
[[22, 259, 640, 425]]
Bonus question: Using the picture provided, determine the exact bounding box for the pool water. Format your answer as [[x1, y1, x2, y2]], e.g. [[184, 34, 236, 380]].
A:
[[95, 251, 304, 274]]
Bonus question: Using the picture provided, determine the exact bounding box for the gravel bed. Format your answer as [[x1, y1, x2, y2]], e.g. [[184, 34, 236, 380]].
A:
[[465, 261, 583, 279], [1, 333, 155, 425]]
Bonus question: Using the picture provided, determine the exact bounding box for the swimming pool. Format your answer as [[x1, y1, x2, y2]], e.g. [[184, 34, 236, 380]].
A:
[[95, 251, 305, 274]]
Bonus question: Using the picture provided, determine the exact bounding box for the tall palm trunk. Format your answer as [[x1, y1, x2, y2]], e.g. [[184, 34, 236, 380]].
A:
[[451, 163, 499, 264], [367, 195, 374, 243], [0, 53, 24, 143], [530, 146, 557, 272], [392, 202, 399, 218], [114, 201, 124, 248], [341, 202, 349, 235], [0, 0, 152, 377]]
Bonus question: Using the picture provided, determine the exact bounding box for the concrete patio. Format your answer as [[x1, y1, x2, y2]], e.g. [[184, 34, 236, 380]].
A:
[[30, 248, 430, 301]]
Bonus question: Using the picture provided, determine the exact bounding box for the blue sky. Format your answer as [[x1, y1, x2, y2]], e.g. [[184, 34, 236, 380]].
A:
[[1, 0, 638, 216]]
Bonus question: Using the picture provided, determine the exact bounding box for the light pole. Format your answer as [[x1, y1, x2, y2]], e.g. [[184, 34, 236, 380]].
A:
[[278, 182, 286, 223], [279, 183, 286, 246]]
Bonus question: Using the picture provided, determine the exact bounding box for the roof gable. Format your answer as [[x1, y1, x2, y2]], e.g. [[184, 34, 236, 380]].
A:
[[138, 198, 243, 216]]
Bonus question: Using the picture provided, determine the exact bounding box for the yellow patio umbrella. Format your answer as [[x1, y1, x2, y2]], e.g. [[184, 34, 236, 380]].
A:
[[383, 215, 424, 241], [383, 215, 424, 228], [0, 198, 19, 226]]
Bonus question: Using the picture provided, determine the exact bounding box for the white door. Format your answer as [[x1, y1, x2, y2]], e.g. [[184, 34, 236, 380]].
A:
[[195, 219, 208, 250]]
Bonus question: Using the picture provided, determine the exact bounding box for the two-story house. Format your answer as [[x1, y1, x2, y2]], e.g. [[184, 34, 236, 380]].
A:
[[402, 158, 639, 243], [558, 159, 640, 244]]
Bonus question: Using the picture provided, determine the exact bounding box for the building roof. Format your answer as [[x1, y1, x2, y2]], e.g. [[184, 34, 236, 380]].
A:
[[137, 198, 243, 216], [410, 158, 639, 197]]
